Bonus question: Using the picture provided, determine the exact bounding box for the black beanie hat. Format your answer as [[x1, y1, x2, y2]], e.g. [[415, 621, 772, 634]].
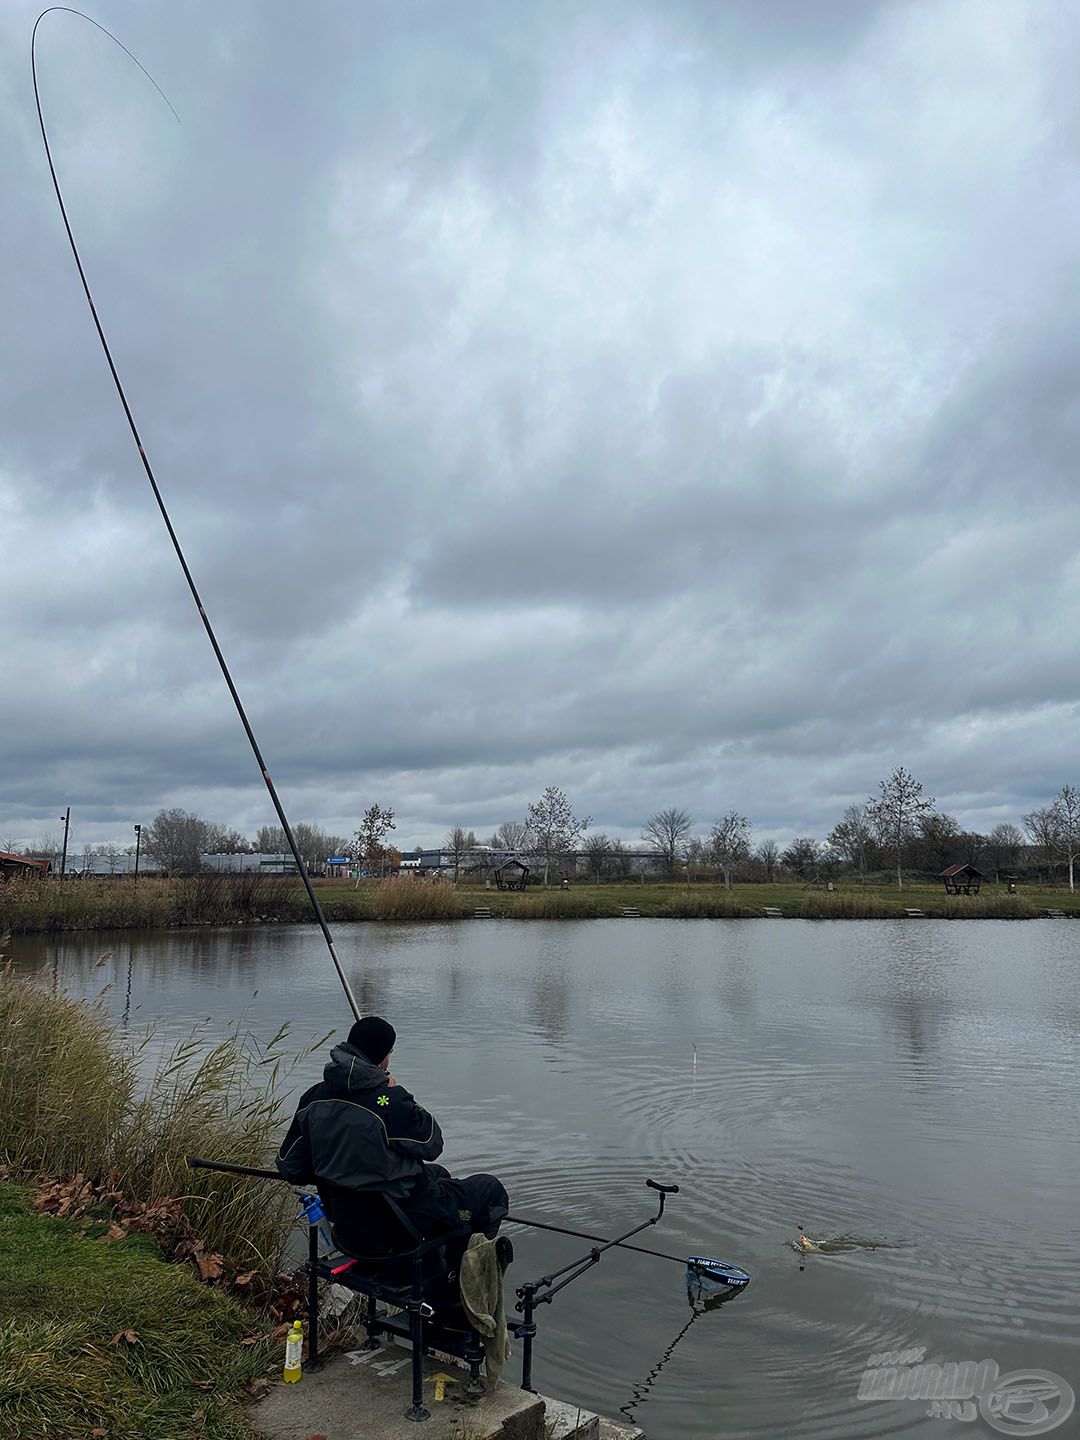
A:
[[347, 1016, 396, 1065]]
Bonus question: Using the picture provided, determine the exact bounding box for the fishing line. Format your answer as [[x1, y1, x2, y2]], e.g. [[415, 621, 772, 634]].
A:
[[31, 8, 360, 1022]]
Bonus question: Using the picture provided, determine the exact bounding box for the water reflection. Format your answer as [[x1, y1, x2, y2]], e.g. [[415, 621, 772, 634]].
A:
[[622, 1278, 748, 1424]]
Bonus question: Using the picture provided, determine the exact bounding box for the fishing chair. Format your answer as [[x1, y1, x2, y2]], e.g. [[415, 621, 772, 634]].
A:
[[303, 1188, 488, 1422]]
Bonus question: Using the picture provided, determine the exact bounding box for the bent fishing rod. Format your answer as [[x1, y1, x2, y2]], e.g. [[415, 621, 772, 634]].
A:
[[32, 7, 360, 1023]]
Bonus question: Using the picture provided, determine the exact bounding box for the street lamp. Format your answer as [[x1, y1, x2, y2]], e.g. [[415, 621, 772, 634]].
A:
[[133, 824, 142, 888], [59, 807, 70, 879]]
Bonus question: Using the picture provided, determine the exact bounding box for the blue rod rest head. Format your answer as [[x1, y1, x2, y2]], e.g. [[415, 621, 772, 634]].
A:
[[299, 1192, 325, 1224]]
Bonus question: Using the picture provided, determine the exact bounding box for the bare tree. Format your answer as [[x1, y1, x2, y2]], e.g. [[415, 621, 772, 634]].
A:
[[867, 767, 935, 890], [827, 803, 874, 878], [205, 823, 249, 854], [1023, 805, 1061, 883], [254, 822, 349, 870], [781, 837, 819, 879], [987, 821, 1023, 881], [445, 826, 471, 883], [754, 838, 780, 883], [582, 832, 613, 884], [351, 804, 397, 879], [608, 837, 633, 878], [709, 812, 751, 889], [145, 808, 209, 876], [917, 812, 961, 874], [526, 786, 591, 884], [255, 824, 287, 853], [1051, 784, 1080, 892], [96, 842, 123, 875], [495, 819, 531, 854], [641, 807, 693, 878]]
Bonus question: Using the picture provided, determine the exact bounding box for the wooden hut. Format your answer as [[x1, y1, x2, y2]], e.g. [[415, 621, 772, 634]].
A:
[[940, 863, 984, 896], [494, 858, 530, 892], [0, 851, 50, 879]]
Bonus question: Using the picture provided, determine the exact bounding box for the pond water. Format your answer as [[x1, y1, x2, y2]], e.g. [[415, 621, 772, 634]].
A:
[[9, 919, 1080, 1438]]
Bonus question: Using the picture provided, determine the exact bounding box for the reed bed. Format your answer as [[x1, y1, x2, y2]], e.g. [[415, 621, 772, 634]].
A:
[[797, 889, 1039, 919], [364, 879, 464, 921], [4, 874, 1072, 934], [0, 873, 310, 934], [0, 961, 316, 1282]]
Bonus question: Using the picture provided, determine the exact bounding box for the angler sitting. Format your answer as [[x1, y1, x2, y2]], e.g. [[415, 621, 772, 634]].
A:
[[276, 1015, 509, 1262]]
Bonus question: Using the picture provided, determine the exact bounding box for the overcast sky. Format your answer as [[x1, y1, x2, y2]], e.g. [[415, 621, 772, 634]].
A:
[[4, 0, 1080, 854]]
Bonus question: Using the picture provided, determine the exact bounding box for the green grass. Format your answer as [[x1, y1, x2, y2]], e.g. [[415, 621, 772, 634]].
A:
[[0, 1180, 273, 1440], [0, 965, 312, 1285], [3, 874, 1077, 934]]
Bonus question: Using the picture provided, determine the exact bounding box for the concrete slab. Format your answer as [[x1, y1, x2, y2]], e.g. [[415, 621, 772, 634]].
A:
[[540, 1394, 599, 1439], [251, 1349, 546, 1440], [598, 1419, 645, 1440]]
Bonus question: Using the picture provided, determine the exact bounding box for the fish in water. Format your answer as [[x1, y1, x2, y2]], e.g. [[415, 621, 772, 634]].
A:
[[791, 1229, 890, 1254]]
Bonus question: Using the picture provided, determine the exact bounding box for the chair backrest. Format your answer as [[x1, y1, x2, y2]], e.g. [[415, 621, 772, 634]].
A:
[[317, 1178, 429, 1264]]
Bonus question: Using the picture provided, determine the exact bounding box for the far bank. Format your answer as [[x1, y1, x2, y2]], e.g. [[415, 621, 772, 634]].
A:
[[2, 874, 1078, 933]]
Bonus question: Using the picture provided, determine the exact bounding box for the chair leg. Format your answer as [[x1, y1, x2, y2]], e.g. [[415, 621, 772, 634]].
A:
[[362, 1292, 381, 1350], [405, 1305, 430, 1421], [305, 1224, 323, 1373], [466, 1350, 485, 1397]]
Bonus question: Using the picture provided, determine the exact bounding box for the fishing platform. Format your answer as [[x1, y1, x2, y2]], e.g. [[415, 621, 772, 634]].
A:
[[189, 1159, 748, 1440], [252, 1351, 639, 1440]]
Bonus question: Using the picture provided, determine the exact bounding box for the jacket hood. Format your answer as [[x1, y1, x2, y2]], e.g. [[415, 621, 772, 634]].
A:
[[324, 1042, 388, 1093]]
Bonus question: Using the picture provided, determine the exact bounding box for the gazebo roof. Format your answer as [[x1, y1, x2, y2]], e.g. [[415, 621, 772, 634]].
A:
[[940, 863, 985, 879]]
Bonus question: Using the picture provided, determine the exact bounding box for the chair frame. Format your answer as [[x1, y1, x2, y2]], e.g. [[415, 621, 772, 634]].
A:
[[304, 1195, 484, 1421]]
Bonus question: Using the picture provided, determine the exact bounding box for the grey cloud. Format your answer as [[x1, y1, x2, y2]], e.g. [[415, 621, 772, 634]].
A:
[[4, 0, 1080, 851]]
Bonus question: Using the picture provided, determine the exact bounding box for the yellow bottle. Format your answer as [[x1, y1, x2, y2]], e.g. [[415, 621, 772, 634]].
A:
[[283, 1320, 304, 1383]]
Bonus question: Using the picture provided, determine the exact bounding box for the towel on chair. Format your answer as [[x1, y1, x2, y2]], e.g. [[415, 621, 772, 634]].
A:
[[458, 1233, 511, 1388]]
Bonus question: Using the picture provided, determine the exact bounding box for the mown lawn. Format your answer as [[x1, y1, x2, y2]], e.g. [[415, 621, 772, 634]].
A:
[[0, 1181, 274, 1440]]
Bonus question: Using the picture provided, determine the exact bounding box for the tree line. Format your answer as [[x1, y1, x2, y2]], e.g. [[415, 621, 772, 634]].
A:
[[13, 771, 1080, 889]]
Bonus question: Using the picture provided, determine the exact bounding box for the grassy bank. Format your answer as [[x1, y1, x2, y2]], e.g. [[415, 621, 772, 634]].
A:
[[0, 1180, 274, 1440], [0, 964, 306, 1285], [3, 874, 1078, 934]]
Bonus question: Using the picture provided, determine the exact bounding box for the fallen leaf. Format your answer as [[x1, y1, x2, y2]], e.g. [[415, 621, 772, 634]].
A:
[[233, 1270, 255, 1288], [192, 1381, 214, 1391], [109, 1329, 139, 1347], [195, 1250, 225, 1282], [90, 1430, 108, 1438], [244, 1377, 271, 1400], [192, 1408, 205, 1423], [102, 1223, 127, 1241]]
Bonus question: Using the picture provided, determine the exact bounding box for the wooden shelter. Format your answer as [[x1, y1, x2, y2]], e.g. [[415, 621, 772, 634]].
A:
[[940, 863, 984, 896], [0, 851, 50, 880], [494, 858, 530, 892]]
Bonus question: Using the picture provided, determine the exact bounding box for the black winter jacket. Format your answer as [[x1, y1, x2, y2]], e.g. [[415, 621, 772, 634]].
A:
[[276, 1043, 444, 1201]]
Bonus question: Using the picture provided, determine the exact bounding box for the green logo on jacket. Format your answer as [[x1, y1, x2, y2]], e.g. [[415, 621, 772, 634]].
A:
[[377, 1094, 390, 1107]]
